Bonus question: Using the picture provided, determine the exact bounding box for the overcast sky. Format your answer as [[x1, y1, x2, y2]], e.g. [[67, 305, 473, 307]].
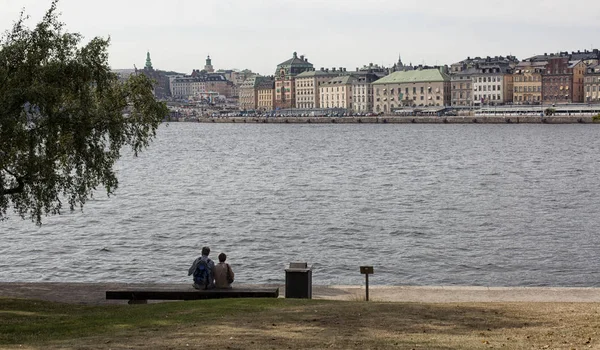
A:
[[3, 0, 600, 75]]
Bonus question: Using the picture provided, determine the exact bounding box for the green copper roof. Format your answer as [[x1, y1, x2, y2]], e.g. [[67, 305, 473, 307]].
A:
[[145, 51, 153, 70], [372, 69, 449, 85]]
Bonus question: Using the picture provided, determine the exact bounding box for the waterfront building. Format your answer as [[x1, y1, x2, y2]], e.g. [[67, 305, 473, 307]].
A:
[[170, 73, 233, 100], [257, 78, 275, 111], [319, 75, 357, 110], [371, 68, 451, 113], [541, 57, 585, 104], [239, 75, 262, 110], [450, 68, 476, 106], [514, 50, 599, 105], [351, 68, 386, 113], [170, 76, 204, 98], [472, 64, 514, 106], [513, 60, 546, 104], [584, 64, 600, 103], [295, 68, 345, 109], [274, 52, 314, 109], [451, 56, 518, 107]]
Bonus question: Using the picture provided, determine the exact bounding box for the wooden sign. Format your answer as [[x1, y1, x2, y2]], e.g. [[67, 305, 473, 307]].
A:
[[360, 266, 374, 274]]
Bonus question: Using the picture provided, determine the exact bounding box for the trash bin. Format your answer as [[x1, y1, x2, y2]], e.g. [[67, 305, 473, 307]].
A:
[[285, 262, 312, 299]]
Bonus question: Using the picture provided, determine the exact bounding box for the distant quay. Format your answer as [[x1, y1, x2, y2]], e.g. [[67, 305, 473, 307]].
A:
[[190, 115, 598, 124]]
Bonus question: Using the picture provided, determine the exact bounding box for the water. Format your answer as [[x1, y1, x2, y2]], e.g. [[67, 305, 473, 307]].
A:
[[2, 123, 600, 287]]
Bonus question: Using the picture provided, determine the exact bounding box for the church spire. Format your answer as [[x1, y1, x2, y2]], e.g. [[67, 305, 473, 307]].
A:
[[145, 51, 153, 70]]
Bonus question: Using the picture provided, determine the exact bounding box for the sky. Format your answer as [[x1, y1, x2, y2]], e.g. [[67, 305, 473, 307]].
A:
[[2, 0, 600, 76]]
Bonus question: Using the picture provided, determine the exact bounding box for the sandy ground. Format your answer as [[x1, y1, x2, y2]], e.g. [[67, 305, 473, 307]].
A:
[[1, 282, 600, 304]]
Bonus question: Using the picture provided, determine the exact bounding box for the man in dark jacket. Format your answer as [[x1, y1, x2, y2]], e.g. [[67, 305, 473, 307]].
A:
[[188, 246, 216, 289]]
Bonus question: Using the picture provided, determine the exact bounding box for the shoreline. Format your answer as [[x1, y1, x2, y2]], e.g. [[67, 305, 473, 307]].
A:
[[2, 282, 600, 305], [182, 115, 599, 124]]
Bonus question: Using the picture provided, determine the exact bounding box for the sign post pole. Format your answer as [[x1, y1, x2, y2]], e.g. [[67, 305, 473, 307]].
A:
[[360, 266, 374, 302]]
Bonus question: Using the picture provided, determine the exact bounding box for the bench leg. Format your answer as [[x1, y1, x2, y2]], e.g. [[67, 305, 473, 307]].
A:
[[128, 299, 148, 305]]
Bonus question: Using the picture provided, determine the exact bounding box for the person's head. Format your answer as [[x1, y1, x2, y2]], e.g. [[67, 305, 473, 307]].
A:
[[201, 246, 210, 256], [218, 253, 227, 263]]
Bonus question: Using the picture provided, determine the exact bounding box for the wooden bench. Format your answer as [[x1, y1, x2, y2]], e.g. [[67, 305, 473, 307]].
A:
[[106, 288, 279, 304]]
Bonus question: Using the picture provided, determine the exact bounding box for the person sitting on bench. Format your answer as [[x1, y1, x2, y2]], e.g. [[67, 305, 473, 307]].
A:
[[188, 246, 215, 290], [214, 253, 235, 289]]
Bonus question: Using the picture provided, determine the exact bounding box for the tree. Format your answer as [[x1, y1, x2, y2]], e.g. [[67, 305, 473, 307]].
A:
[[0, 1, 168, 225]]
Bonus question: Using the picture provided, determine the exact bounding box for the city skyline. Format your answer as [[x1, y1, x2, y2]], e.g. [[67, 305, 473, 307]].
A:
[[2, 0, 600, 75]]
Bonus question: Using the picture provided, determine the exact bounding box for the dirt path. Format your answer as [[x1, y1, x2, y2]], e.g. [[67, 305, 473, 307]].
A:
[[2, 282, 600, 305]]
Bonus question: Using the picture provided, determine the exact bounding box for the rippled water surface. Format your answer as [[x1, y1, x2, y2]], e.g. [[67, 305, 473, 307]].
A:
[[2, 123, 600, 286]]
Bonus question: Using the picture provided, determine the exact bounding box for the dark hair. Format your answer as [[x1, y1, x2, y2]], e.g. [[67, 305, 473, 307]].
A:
[[218, 253, 227, 262], [201, 246, 210, 256]]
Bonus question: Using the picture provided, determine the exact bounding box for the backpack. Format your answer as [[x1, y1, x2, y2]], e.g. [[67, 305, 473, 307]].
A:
[[192, 258, 211, 289]]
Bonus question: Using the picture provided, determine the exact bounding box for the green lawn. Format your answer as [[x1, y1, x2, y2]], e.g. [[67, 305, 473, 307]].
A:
[[1, 297, 599, 349]]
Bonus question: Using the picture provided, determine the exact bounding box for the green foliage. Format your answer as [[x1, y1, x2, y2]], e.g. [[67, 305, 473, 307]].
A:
[[544, 108, 556, 116], [593, 113, 600, 122], [0, 1, 168, 224]]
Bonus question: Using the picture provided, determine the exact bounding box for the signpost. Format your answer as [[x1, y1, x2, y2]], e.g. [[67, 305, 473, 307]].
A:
[[360, 266, 374, 301]]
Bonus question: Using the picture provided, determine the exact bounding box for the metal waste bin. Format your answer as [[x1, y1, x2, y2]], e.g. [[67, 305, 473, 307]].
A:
[[285, 262, 312, 299]]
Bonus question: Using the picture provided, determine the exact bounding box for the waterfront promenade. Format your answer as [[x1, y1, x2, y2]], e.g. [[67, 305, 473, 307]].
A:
[[2, 282, 600, 305], [196, 115, 598, 124]]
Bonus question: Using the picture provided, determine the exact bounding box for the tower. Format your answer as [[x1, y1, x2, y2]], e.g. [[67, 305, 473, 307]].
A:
[[397, 54, 404, 71], [204, 55, 214, 73], [145, 51, 153, 70]]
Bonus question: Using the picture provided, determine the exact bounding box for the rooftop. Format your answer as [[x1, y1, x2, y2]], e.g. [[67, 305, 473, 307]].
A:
[[321, 75, 357, 86], [296, 69, 343, 78], [277, 52, 313, 68], [372, 68, 449, 85]]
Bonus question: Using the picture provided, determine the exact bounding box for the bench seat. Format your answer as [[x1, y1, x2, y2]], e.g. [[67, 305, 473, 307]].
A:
[[106, 288, 279, 304]]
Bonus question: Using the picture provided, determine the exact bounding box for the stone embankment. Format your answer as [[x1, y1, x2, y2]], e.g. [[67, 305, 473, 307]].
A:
[[197, 115, 597, 124]]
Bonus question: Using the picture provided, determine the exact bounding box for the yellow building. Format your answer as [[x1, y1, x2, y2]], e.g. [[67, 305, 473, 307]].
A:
[[295, 68, 345, 109], [319, 75, 357, 110], [513, 60, 546, 104], [257, 79, 275, 111]]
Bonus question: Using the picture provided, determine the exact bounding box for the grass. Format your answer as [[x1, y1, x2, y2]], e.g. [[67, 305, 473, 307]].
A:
[[1, 297, 600, 349]]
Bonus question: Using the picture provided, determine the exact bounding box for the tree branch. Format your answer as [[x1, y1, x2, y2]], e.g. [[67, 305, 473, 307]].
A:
[[0, 168, 26, 196], [1, 176, 25, 195]]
